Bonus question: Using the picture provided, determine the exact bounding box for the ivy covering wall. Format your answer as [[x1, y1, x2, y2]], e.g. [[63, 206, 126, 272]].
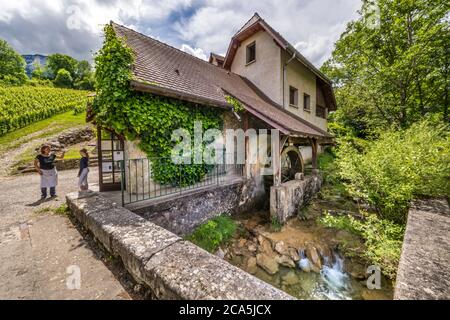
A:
[[93, 24, 223, 186]]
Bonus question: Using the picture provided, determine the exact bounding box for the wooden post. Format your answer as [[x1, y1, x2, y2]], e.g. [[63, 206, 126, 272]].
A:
[[243, 112, 250, 178], [273, 134, 281, 186], [310, 137, 318, 173], [97, 126, 104, 191]]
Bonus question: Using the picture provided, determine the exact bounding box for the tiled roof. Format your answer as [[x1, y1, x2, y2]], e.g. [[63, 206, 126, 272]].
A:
[[209, 52, 225, 62], [112, 22, 332, 139]]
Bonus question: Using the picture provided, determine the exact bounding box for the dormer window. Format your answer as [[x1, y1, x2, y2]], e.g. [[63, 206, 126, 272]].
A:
[[289, 86, 298, 107], [246, 41, 256, 64], [303, 93, 311, 112]]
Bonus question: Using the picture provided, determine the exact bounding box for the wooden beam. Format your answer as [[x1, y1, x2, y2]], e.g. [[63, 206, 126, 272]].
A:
[[280, 135, 289, 153], [243, 112, 250, 178], [273, 134, 281, 187], [310, 137, 318, 171]]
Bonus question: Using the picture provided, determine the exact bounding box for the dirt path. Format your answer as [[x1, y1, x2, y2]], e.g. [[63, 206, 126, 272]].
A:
[[0, 124, 88, 176], [0, 168, 134, 300]]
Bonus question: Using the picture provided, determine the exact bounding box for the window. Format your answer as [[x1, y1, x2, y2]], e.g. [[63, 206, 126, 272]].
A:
[[316, 105, 327, 119], [289, 86, 298, 107], [303, 93, 311, 111], [246, 42, 256, 64]]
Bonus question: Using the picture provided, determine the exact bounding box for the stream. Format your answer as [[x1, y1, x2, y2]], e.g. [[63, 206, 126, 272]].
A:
[[224, 197, 394, 300]]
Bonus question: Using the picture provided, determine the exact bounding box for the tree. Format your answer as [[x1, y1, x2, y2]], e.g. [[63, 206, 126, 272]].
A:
[[74, 73, 94, 90], [75, 60, 92, 80], [74, 60, 94, 90], [53, 68, 73, 88], [336, 119, 450, 223], [322, 0, 450, 137], [0, 39, 27, 85], [31, 61, 44, 79], [46, 53, 77, 80]]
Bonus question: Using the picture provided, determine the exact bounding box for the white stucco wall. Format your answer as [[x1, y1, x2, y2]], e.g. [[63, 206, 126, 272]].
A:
[[299, 145, 323, 163], [230, 31, 283, 105], [282, 51, 328, 131], [230, 31, 327, 132]]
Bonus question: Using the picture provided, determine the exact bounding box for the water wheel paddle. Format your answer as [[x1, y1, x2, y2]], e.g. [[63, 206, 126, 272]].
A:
[[280, 146, 304, 183]]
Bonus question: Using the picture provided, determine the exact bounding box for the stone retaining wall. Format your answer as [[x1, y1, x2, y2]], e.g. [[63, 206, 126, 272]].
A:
[[270, 174, 323, 223], [132, 178, 265, 236], [66, 192, 293, 300]]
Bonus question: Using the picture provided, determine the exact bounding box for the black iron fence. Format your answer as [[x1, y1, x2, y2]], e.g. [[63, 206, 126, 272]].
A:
[[120, 155, 244, 205]]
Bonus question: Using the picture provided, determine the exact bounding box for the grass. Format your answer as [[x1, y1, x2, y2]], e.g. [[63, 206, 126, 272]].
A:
[[0, 111, 87, 154], [185, 215, 238, 253], [34, 207, 54, 215], [34, 203, 70, 216], [63, 144, 96, 160], [54, 203, 70, 216], [270, 216, 283, 232]]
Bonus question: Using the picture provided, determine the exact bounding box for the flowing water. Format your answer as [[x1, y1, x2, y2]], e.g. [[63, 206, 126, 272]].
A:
[[226, 204, 394, 300], [239, 250, 393, 300]]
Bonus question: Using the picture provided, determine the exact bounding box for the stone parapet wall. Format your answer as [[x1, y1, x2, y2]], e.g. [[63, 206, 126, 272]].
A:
[[394, 198, 450, 300], [270, 175, 323, 223], [66, 192, 293, 300]]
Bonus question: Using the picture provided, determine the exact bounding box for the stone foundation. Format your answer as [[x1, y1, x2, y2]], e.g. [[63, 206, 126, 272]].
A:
[[131, 178, 265, 236], [270, 174, 323, 223], [66, 192, 293, 300]]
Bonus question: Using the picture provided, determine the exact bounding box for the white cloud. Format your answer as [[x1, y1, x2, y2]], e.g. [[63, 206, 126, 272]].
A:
[[0, 0, 362, 65], [175, 0, 361, 66], [180, 44, 207, 60]]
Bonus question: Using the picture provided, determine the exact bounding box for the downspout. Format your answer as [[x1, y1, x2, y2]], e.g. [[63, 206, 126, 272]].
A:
[[282, 52, 296, 108]]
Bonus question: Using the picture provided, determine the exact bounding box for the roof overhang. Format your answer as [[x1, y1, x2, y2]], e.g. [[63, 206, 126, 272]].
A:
[[209, 53, 225, 64], [130, 79, 230, 110], [222, 89, 333, 140], [131, 79, 332, 140]]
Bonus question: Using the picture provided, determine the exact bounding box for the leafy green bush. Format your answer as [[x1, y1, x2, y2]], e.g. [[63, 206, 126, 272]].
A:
[[270, 216, 282, 232], [319, 211, 405, 279], [186, 215, 237, 253], [336, 119, 449, 223], [318, 149, 341, 185], [54, 69, 73, 88], [225, 95, 245, 113]]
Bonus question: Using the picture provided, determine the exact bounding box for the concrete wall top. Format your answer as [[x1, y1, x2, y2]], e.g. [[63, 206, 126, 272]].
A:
[[66, 192, 294, 300], [394, 198, 450, 300]]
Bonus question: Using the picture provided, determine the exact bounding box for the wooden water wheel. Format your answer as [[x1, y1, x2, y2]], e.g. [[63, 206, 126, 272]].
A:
[[280, 146, 304, 183]]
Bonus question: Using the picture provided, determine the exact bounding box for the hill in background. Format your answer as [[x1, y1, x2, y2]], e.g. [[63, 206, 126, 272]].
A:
[[22, 54, 48, 78]]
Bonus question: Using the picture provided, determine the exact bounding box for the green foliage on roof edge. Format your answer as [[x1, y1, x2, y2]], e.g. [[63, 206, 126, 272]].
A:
[[225, 95, 245, 113], [93, 24, 223, 186]]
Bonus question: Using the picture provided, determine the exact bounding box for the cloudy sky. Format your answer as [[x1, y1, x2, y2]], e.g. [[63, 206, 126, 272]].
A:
[[0, 0, 362, 67]]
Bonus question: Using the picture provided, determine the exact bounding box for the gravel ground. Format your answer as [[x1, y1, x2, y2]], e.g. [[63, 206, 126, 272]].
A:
[[0, 168, 138, 300], [0, 127, 65, 176]]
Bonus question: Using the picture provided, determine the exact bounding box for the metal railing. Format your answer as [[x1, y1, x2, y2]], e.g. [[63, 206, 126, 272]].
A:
[[120, 155, 244, 205]]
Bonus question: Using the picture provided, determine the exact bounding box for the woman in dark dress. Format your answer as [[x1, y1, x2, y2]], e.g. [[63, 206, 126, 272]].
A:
[[34, 145, 64, 199]]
